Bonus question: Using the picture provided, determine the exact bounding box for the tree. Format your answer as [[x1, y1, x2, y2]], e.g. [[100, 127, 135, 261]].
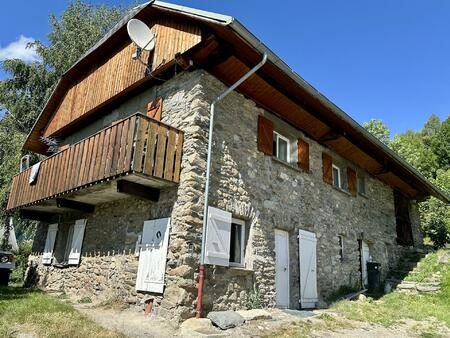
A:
[[0, 1, 126, 242], [390, 130, 438, 179], [431, 117, 450, 170], [363, 119, 391, 146]]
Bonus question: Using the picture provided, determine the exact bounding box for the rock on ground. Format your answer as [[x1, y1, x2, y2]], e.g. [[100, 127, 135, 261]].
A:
[[207, 311, 245, 330], [236, 309, 272, 321]]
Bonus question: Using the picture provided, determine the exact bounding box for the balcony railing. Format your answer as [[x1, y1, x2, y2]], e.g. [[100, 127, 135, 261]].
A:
[[7, 113, 184, 211]]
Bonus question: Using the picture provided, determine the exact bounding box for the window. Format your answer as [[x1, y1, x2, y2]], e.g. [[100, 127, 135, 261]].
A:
[[273, 132, 290, 162], [332, 164, 341, 188], [358, 176, 366, 195], [229, 218, 246, 266], [338, 235, 344, 261]]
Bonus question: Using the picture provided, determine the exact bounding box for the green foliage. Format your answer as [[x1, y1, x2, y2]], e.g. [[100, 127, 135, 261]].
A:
[[365, 114, 450, 247], [32, 0, 125, 77], [331, 249, 450, 331], [10, 241, 32, 285], [0, 1, 126, 242], [0, 286, 126, 338], [391, 130, 438, 179], [431, 117, 450, 170], [363, 119, 391, 145], [246, 284, 263, 309]]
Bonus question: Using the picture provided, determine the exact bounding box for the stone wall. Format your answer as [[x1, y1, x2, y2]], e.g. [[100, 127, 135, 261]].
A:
[[28, 69, 422, 321], [197, 71, 421, 309], [29, 71, 210, 323]]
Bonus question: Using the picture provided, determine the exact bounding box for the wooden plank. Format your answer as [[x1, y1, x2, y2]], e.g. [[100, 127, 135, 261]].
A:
[[105, 124, 117, 177], [143, 121, 158, 176], [154, 125, 168, 178], [173, 131, 184, 183], [88, 134, 100, 182], [163, 128, 177, 180], [77, 139, 89, 186], [124, 115, 137, 172], [100, 127, 111, 178], [117, 118, 129, 173], [93, 131, 105, 181], [84, 136, 94, 183], [132, 117, 149, 173], [111, 121, 123, 174]]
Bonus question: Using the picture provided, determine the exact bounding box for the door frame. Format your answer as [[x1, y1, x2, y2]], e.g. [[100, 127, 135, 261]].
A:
[[298, 228, 318, 308], [359, 240, 370, 288], [274, 229, 290, 308]]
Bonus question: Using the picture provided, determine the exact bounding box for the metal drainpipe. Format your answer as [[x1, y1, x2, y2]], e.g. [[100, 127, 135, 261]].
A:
[[196, 52, 268, 318]]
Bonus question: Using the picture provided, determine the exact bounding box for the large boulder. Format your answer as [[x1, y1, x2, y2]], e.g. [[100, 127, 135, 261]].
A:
[[207, 311, 245, 330], [236, 309, 272, 321]]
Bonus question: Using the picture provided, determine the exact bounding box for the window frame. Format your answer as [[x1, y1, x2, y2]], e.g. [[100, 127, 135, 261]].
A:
[[229, 218, 246, 267], [332, 164, 342, 188], [273, 131, 290, 162]]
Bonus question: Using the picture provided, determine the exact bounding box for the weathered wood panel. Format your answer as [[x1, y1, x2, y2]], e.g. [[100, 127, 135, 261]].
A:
[[7, 114, 184, 211], [44, 18, 201, 138]]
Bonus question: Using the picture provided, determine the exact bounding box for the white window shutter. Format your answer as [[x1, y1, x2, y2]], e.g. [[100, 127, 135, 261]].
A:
[[68, 219, 87, 265], [136, 218, 171, 293], [42, 224, 58, 265], [204, 207, 232, 267]]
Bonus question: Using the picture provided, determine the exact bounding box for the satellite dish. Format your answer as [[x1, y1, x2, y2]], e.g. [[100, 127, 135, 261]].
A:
[[127, 19, 155, 51]]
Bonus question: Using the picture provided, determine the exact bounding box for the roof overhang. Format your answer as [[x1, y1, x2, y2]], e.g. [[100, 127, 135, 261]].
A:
[[23, 1, 450, 204]]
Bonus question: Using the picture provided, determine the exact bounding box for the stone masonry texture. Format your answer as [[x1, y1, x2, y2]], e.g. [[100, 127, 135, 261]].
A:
[[28, 70, 422, 322]]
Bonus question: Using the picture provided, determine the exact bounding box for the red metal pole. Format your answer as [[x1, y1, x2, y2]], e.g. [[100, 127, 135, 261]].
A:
[[196, 264, 205, 318]]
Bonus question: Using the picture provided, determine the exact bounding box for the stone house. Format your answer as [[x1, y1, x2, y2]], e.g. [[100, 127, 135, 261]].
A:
[[7, 1, 449, 322]]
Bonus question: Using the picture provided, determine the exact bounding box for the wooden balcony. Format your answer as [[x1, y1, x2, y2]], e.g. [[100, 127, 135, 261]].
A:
[[7, 113, 183, 213]]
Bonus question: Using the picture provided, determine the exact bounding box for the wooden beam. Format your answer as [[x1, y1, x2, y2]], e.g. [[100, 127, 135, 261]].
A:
[[56, 198, 95, 213], [19, 210, 56, 222], [117, 180, 160, 202], [319, 130, 346, 142]]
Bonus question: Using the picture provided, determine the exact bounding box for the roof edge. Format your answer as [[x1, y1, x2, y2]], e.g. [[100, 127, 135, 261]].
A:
[[227, 19, 449, 204]]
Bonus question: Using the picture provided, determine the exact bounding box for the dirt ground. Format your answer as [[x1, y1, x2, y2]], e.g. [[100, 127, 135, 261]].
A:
[[76, 305, 450, 338]]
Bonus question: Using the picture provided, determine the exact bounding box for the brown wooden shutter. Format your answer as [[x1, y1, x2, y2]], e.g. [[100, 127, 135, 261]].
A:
[[297, 139, 310, 171], [147, 97, 163, 120], [257, 115, 273, 155], [322, 152, 332, 184], [347, 167, 357, 196]]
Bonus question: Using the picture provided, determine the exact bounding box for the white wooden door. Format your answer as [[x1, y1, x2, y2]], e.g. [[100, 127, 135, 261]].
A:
[[299, 229, 318, 308], [136, 218, 170, 293], [274, 229, 289, 308], [361, 241, 370, 287]]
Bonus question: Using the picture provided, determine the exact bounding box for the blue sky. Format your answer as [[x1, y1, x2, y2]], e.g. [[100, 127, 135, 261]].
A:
[[1, 0, 449, 135]]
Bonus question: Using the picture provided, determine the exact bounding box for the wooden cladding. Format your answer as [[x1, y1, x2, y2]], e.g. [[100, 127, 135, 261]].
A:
[[43, 17, 201, 138], [322, 152, 333, 184], [257, 115, 273, 155], [44, 42, 150, 137], [7, 114, 184, 211], [347, 167, 357, 196], [297, 139, 309, 172], [147, 97, 163, 120]]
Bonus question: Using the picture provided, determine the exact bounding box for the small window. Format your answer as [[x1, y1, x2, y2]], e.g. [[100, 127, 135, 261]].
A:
[[273, 132, 290, 162], [338, 235, 344, 261], [332, 164, 341, 188], [358, 176, 366, 195], [229, 218, 246, 266]]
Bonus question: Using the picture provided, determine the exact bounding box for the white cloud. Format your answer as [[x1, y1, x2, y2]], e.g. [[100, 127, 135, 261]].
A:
[[0, 35, 39, 62]]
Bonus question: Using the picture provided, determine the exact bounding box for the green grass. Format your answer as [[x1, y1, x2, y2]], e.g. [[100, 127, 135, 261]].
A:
[[404, 249, 449, 283], [0, 286, 127, 338], [330, 249, 450, 336], [264, 314, 351, 338]]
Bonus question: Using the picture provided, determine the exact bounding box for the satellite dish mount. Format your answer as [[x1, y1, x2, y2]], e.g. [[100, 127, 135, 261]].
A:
[[127, 19, 156, 71]]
